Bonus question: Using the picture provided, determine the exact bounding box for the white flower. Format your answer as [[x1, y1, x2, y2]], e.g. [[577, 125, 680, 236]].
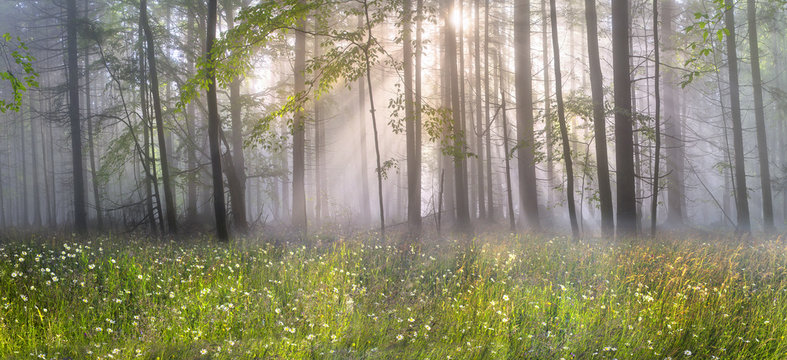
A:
[[396, 334, 404, 341], [408, 317, 415, 323], [200, 349, 207, 355], [88, 264, 95, 270], [684, 350, 692, 356], [503, 295, 509, 301]]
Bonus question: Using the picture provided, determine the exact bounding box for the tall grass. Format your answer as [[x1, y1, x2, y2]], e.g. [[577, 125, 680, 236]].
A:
[[1, 233, 786, 359]]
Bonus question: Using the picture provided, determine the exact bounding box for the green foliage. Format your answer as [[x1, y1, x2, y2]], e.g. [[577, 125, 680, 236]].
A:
[[0, 33, 38, 113], [681, 0, 730, 88], [2, 233, 787, 358]]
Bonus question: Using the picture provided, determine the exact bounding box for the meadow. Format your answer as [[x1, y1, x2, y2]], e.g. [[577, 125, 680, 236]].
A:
[[1, 232, 786, 359]]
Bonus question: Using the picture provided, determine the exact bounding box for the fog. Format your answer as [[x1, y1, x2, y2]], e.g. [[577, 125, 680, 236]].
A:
[[0, 0, 785, 239]]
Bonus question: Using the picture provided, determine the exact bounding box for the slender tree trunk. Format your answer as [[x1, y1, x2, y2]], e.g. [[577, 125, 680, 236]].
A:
[[474, 0, 486, 220], [415, 0, 424, 228], [207, 0, 229, 241], [404, 0, 421, 235], [612, 0, 637, 236], [67, 0, 87, 233], [484, 0, 493, 219], [747, 0, 773, 232], [185, 12, 198, 221], [651, 0, 661, 237], [292, 9, 308, 234], [515, 0, 539, 229], [500, 53, 515, 232], [541, 0, 553, 216], [85, 52, 102, 230], [362, 0, 386, 237], [20, 105, 29, 226], [141, 0, 177, 233], [30, 97, 42, 227], [585, 0, 614, 236], [313, 20, 324, 225], [447, 0, 472, 229], [358, 75, 371, 222], [724, 0, 750, 234], [549, 0, 578, 238], [661, 0, 684, 225], [225, 5, 249, 232]]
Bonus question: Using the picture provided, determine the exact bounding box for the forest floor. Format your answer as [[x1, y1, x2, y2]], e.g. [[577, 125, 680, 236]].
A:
[[0, 231, 786, 359]]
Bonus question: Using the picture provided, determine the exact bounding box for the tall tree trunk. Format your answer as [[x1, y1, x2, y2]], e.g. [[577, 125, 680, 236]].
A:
[[515, 0, 539, 229], [662, 0, 684, 225], [292, 8, 308, 234], [313, 20, 324, 225], [612, 0, 637, 236], [141, 0, 177, 233], [404, 0, 421, 235], [185, 11, 198, 221], [549, 0, 579, 238], [30, 97, 42, 227], [541, 0, 553, 216], [724, 0, 750, 233], [484, 0, 494, 219], [474, 0, 486, 220], [447, 0, 472, 229], [585, 0, 614, 236], [358, 74, 371, 222], [362, 0, 386, 237], [20, 106, 28, 226], [207, 0, 229, 241], [67, 0, 87, 233], [85, 51, 102, 230], [415, 0, 424, 228], [747, 0, 773, 232], [225, 5, 249, 232], [500, 52, 516, 232], [651, 0, 662, 237]]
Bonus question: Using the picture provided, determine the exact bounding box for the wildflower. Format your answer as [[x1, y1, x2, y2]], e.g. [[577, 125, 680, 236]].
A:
[[88, 264, 95, 270], [20, 294, 28, 302], [396, 334, 404, 341], [425, 325, 431, 331], [684, 350, 692, 356], [408, 317, 415, 323], [503, 295, 509, 301], [200, 349, 207, 355], [95, 327, 102, 332]]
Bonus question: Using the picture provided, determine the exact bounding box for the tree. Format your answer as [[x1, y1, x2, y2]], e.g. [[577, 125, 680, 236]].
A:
[[662, 0, 684, 225], [584, 0, 614, 236], [292, 7, 307, 234], [207, 0, 229, 241], [515, 0, 539, 229], [549, 0, 578, 239], [447, 0, 471, 229], [404, 0, 421, 235], [226, 3, 249, 232], [67, 0, 87, 233], [651, 0, 662, 237], [747, 0, 773, 232], [612, 0, 637, 236], [141, 0, 177, 234], [474, 0, 485, 220]]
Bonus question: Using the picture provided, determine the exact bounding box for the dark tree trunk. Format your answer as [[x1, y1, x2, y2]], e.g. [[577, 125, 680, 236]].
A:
[[141, 0, 177, 234], [447, 0, 471, 230], [404, 0, 421, 235], [207, 0, 229, 241], [67, 0, 87, 233], [612, 0, 637, 236], [30, 98, 42, 227], [362, 0, 386, 237], [292, 9, 308, 234], [724, 0, 750, 233], [585, 0, 614, 236], [651, 0, 662, 237], [500, 53, 516, 232], [474, 0, 486, 220], [549, 0, 579, 239], [484, 0, 494, 219], [541, 0, 553, 216], [226, 5, 249, 232], [185, 11, 198, 221], [747, 0, 773, 232], [515, 0, 539, 229]]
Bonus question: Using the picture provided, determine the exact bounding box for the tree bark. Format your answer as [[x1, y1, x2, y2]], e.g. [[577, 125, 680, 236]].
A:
[[141, 0, 178, 233], [207, 0, 229, 241], [515, 0, 539, 229], [612, 0, 637, 236], [549, 0, 579, 239], [67, 0, 87, 233], [747, 0, 773, 232], [585, 0, 614, 236], [724, 0, 750, 234], [404, 0, 421, 235], [651, 0, 662, 237], [226, 5, 249, 232], [292, 7, 308, 234]]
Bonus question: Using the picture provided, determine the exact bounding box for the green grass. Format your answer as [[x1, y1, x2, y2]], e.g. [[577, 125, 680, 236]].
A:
[[1, 232, 786, 359]]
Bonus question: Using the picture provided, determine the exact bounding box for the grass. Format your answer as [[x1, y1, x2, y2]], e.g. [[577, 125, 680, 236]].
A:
[[1, 232, 786, 359]]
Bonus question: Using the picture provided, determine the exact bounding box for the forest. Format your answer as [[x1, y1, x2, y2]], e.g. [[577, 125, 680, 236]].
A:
[[1, 0, 787, 358]]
